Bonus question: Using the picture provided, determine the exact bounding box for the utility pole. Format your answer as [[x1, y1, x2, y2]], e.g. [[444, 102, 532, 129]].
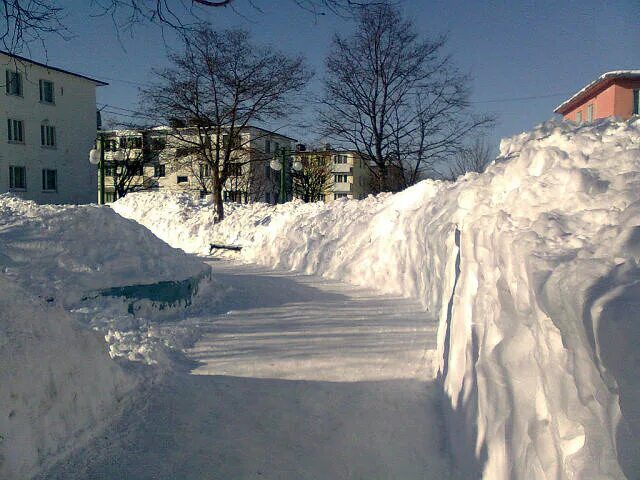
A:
[[99, 133, 105, 204], [280, 147, 287, 204]]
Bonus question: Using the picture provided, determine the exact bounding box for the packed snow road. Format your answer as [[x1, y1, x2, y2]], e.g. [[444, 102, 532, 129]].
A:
[[44, 261, 451, 479]]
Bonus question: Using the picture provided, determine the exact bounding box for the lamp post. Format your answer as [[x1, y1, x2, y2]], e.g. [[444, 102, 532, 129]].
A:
[[89, 133, 105, 204], [270, 146, 303, 203]]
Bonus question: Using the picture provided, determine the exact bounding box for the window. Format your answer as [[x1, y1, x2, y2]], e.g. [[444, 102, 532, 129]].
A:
[[119, 136, 142, 149], [104, 191, 117, 203], [334, 174, 349, 183], [265, 163, 271, 179], [225, 163, 242, 177], [334, 193, 348, 199], [265, 192, 270, 203], [154, 164, 165, 177], [41, 169, 57, 191], [265, 140, 271, 153], [586, 104, 594, 122], [199, 163, 211, 178], [150, 137, 166, 151], [104, 164, 116, 177], [5, 70, 22, 96], [334, 155, 348, 164], [9, 165, 26, 189], [104, 139, 118, 151], [634, 90, 639, 115], [40, 125, 56, 147], [127, 163, 143, 176], [224, 190, 244, 202], [177, 176, 188, 183], [358, 176, 364, 186], [576, 111, 582, 123], [274, 142, 280, 153], [7, 119, 24, 143], [39, 80, 54, 103]]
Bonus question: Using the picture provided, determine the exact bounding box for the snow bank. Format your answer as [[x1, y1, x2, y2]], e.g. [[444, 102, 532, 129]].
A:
[[0, 276, 137, 479], [0, 196, 224, 478], [113, 118, 640, 479], [0, 195, 210, 307]]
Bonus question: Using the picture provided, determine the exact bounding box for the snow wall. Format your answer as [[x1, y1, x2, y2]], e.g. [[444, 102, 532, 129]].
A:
[[113, 118, 640, 479], [0, 277, 137, 479], [0, 196, 216, 478]]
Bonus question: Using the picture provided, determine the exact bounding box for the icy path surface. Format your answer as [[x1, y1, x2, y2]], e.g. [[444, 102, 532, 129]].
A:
[[46, 261, 450, 479]]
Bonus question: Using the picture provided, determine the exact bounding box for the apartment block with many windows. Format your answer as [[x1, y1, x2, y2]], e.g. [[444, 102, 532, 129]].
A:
[[292, 148, 373, 201], [98, 126, 295, 204], [0, 51, 106, 204]]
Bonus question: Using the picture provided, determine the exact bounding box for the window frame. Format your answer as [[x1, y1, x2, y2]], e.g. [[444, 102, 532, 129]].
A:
[[5, 70, 23, 96], [576, 111, 582, 123], [634, 89, 639, 115], [586, 104, 594, 122], [39, 79, 55, 104], [154, 164, 166, 178], [40, 124, 56, 148], [176, 175, 188, 184], [9, 165, 26, 190], [41, 168, 57, 192], [7, 118, 24, 143]]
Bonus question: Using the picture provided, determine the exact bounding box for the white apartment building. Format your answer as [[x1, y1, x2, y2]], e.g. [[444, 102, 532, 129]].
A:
[[0, 51, 105, 204], [100, 126, 295, 204]]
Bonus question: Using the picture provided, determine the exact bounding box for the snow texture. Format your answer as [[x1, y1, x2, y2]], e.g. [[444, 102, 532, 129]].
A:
[[0, 277, 137, 479], [114, 117, 640, 479], [0, 197, 219, 478]]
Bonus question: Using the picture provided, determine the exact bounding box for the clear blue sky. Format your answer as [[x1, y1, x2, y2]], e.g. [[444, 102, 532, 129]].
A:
[[25, 0, 640, 152]]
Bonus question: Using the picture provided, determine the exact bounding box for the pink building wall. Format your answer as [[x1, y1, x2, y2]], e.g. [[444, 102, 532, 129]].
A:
[[559, 79, 640, 122]]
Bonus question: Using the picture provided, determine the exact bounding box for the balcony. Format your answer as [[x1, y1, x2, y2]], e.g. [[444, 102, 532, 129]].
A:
[[333, 181, 352, 193], [332, 163, 352, 173]]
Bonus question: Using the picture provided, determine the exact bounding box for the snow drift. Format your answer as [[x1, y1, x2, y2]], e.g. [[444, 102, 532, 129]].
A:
[[0, 196, 219, 478], [0, 195, 210, 308], [0, 277, 137, 479], [114, 118, 640, 479]]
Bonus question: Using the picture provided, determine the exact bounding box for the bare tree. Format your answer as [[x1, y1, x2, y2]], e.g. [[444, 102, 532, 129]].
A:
[[103, 131, 164, 199], [319, 2, 494, 192], [291, 153, 334, 202], [442, 137, 493, 181], [1, 0, 377, 53], [140, 27, 311, 220]]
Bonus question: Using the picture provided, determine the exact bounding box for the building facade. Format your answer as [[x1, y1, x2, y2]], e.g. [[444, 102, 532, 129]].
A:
[[0, 51, 105, 204], [554, 70, 640, 122], [99, 126, 295, 204], [291, 148, 372, 202]]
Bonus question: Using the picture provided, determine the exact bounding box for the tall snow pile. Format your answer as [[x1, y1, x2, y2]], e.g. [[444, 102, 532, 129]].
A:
[[0, 277, 136, 479], [115, 118, 640, 478], [0, 195, 210, 307], [0, 197, 218, 478]]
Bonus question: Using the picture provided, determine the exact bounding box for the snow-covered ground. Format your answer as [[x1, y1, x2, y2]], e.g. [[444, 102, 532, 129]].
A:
[[0, 195, 219, 478], [114, 118, 640, 479], [0, 277, 137, 479], [42, 261, 451, 480]]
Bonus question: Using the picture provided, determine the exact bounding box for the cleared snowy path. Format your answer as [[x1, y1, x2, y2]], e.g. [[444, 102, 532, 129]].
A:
[[45, 261, 450, 479]]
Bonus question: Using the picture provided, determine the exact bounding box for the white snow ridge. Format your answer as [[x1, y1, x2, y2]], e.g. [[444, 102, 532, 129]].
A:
[[115, 118, 640, 479]]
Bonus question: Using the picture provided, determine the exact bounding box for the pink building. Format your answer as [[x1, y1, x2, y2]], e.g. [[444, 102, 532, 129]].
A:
[[554, 71, 640, 122]]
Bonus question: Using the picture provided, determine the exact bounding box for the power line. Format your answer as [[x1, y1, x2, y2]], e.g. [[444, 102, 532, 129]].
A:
[[470, 91, 572, 104]]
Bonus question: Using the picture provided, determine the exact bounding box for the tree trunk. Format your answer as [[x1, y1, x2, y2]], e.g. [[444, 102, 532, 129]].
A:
[[215, 187, 224, 221]]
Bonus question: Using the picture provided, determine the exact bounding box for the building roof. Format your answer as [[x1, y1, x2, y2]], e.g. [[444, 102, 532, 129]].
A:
[[554, 70, 640, 114], [102, 125, 297, 141], [0, 50, 108, 86]]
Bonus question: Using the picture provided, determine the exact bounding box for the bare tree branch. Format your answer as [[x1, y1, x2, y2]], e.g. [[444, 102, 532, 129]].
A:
[[140, 27, 311, 219], [319, 2, 495, 192]]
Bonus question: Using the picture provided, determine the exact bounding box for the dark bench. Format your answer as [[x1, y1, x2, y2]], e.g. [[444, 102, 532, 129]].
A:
[[209, 243, 243, 252]]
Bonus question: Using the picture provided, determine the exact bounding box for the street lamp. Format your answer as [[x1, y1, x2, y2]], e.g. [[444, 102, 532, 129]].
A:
[[270, 147, 302, 204], [89, 133, 105, 204]]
